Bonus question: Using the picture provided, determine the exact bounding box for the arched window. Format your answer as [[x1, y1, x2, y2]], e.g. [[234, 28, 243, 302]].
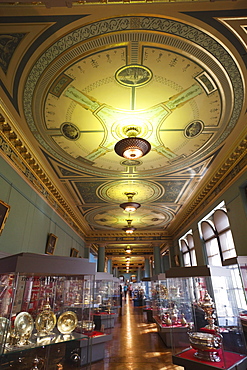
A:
[[187, 234, 197, 266], [213, 209, 237, 261], [179, 232, 197, 266], [180, 239, 190, 267], [200, 205, 237, 266], [201, 221, 222, 266]]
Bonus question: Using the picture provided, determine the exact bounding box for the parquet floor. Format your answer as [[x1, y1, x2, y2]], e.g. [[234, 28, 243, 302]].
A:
[[79, 295, 183, 370]]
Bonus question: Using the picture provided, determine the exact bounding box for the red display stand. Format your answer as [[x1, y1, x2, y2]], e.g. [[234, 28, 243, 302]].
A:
[[172, 349, 247, 370], [154, 315, 188, 347]]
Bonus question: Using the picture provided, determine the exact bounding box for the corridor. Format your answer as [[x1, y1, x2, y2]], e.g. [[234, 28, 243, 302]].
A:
[[89, 296, 183, 370]]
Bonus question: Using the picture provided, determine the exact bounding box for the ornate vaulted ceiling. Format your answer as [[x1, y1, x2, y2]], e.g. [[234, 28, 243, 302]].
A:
[[0, 0, 246, 273]]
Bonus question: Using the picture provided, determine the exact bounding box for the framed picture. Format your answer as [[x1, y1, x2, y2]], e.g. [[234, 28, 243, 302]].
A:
[[45, 233, 58, 255], [0, 200, 10, 236], [70, 248, 79, 258]]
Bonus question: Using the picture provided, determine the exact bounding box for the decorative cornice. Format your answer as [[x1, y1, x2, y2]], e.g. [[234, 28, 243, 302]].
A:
[[0, 112, 87, 238], [0, 0, 220, 7], [169, 135, 247, 236], [85, 232, 171, 243], [1, 109, 246, 244], [0, 111, 174, 243]]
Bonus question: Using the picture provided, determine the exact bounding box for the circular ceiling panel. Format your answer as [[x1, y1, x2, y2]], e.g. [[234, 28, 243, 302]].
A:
[[23, 15, 243, 177], [97, 179, 163, 203], [85, 205, 174, 230]]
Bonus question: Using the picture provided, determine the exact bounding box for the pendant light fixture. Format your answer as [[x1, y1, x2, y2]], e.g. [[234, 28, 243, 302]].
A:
[[120, 192, 141, 213], [114, 127, 151, 160], [125, 245, 133, 254], [122, 219, 136, 234]]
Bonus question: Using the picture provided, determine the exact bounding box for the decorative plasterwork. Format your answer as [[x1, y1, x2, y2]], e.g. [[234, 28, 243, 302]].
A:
[[23, 16, 243, 177], [170, 136, 247, 236], [0, 0, 218, 8], [0, 112, 87, 237], [0, 8, 246, 257]]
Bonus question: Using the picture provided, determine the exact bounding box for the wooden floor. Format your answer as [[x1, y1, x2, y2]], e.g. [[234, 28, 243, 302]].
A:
[[80, 295, 183, 370]]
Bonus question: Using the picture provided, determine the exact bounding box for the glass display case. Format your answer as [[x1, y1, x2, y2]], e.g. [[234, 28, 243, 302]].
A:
[[165, 265, 247, 370], [151, 273, 174, 344], [142, 279, 152, 307], [141, 278, 153, 322], [112, 277, 121, 313], [93, 272, 119, 331], [223, 256, 247, 344], [131, 282, 145, 306], [0, 252, 96, 369]]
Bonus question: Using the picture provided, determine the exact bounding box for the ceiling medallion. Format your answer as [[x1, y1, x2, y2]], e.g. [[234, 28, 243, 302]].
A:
[[120, 192, 141, 212], [60, 122, 80, 141], [114, 127, 151, 160], [115, 64, 152, 87], [120, 159, 142, 167], [184, 120, 204, 139], [122, 220, 136, 234]]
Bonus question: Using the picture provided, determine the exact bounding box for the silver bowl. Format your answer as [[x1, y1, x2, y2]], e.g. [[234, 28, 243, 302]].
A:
[[81, 320, 95, 331], [188, 331, 222, 362]]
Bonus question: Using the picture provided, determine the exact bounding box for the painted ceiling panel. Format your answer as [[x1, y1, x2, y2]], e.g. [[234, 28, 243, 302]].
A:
[[0, 3, 246, 271]]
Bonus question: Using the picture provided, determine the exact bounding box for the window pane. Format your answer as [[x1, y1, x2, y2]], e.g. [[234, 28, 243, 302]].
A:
[[219, 231, 237, 260], [190, 249, 197, 266], [187, 234, 194, 249], [214, 209, 230, 233], [180, 239, 189, 253], [206, 239, 222, 266], [201, 221, 216, 240], [183, 252, 191, 267]]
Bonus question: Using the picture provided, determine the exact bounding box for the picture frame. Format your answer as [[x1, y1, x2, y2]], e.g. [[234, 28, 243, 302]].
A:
[[45, 233, 58, 255], [0, 200, 10, 236], [70, 248, 79, 258]]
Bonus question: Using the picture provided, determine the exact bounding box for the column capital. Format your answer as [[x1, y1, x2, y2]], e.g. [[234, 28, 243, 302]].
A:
[[98, 243, 108, 248], [152, 242, 162, 248]]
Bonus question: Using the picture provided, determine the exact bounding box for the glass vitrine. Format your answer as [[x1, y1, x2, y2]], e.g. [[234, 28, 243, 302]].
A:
[[142, 279, 152, 306], [166, 265, 247, 370], [223, 256, 247, 345], [141, 279, 153, 322], [151, 273, 175, 344], [112, 277, 121, 312], [0, 252, 96, 369], [131, 282, 145, 306], [93, 272, 118, 331]]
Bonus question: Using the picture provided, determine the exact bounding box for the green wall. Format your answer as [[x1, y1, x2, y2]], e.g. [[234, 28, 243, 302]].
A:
[[0, 156, 86, 257]]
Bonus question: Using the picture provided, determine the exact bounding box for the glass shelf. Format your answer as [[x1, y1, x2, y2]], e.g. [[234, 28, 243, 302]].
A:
[[0, 253, 96, 369]]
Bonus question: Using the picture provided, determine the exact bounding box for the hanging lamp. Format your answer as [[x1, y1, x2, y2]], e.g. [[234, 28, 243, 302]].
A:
[[114, 127, 151, 160], [120, 192, 141, 212], [125, 246, 133, 254], [122, 219, 136, 234]]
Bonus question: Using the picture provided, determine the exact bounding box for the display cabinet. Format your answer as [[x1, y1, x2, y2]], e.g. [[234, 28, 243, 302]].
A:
[[223, 256, 247, 313], [165, 265, 247, 370], [223, 257, 247, 343], [93, 272, 118, 331], [151, 273, 178, 345], [132, 282, 145, 306], [142, 279, 152, 306], [0, 252, 96, 369], [112, 277, 121, 314], [142, 278, 154, 322]]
